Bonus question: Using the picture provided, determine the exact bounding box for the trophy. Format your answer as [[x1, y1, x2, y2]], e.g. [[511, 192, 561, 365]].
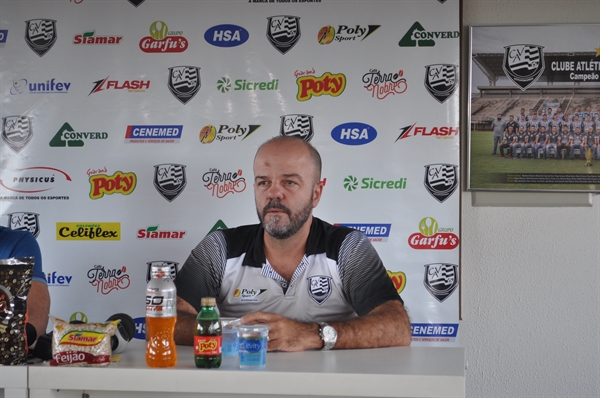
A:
[[585, 148, 593, 166]]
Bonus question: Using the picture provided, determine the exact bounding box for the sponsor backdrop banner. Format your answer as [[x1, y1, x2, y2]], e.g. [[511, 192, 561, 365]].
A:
[[0, 0, 460, 346]]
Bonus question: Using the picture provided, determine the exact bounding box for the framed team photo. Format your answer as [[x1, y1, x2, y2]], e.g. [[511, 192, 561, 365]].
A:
[[468, 24, 600, 192]]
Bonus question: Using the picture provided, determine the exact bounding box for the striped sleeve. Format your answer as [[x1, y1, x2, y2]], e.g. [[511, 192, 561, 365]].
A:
[[175, 230, 227, 312], [338, 231, 402, 316]]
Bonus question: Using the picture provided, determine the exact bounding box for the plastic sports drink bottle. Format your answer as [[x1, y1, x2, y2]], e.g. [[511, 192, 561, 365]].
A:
[[146, 264, 177, 367], [194, 297, 222, 368]]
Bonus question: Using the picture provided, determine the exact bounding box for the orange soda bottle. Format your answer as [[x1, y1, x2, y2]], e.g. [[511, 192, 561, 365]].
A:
[[146, 263, 177, 367]]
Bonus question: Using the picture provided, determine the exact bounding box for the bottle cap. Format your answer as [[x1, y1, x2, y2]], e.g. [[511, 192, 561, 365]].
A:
[[201, 297, 216, 307]]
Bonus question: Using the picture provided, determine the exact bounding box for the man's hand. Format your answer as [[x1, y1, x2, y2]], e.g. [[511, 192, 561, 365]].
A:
[[242, 300, 411, 351], [241, 312, 321, 352], [28, 281, 50, 337]]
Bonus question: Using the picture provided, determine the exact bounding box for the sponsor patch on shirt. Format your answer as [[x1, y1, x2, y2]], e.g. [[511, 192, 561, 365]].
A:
[[233, 288, 267, 302]]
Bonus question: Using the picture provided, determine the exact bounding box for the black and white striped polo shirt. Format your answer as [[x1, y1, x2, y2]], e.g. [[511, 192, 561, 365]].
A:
[[176, 217, 402, 322]]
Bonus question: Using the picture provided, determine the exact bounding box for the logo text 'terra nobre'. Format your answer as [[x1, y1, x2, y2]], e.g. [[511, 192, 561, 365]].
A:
[[343, 176, 407, 191]]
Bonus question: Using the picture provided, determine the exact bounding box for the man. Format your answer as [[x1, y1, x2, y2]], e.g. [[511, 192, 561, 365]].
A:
[[546, 126, 560, 159], [570, 127, 585, 160], [538, 114, 549, 133], [517, 108, 527, 123], [491, 114, 506, 155], [582, 115, 595, 136], [533, 125, 548, 159], [593, 105, 600, 123], [499, 125, 517, 159], [584, 125, 596, 159], [513, 126, 526, 159], [594, 126, 600, 160], [506, 115, 518, 133], [0, 226, 50, 341], [558, 124, 572, 160], [174, 137, 410, 351], [523, 125, 535, 158], [555, 107, 564, 121], [572, 115, 583, 135], [549, 114, 562, 132]]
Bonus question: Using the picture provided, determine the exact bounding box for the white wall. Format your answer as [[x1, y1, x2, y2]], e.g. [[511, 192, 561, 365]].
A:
[[461, 1, 600, 396]]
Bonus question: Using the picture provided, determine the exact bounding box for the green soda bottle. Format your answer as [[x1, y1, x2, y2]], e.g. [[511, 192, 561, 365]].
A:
[[194, 297, 222, 368]]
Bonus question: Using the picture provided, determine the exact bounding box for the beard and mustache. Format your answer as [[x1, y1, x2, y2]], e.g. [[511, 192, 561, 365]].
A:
[[257, 197, 312, 240]]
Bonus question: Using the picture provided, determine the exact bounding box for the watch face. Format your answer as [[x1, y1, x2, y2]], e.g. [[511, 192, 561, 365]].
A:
[[323, 326, 336, 341]]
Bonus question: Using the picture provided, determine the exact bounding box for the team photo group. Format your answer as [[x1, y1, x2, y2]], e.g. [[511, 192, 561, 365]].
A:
[[492, 105, 600, 161]]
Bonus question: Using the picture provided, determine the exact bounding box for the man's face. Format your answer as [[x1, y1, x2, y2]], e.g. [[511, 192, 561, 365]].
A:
[[253, 140, 322, 240], [497, 115, 501, 120]]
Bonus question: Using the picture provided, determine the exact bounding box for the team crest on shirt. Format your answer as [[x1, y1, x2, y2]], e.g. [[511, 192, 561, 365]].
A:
[[424, 64, 458, 104], [234, 288, 267, 302], [8, 212, 40, 238], [307, 275, 332, 305], [423, 164, 458, 203], [503, 44, 545, 91], [423, 263, 458, 302]]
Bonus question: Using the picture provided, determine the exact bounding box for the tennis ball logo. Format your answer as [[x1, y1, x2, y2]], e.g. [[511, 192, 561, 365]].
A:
[[418, 217, 438, 237], [217, 77, 231, 93], [343, 175, 358, 191], [149, 21, 169, 40], [199, 125, 217, 144], [318, 26, 335, 45], [234, 288, 241, 297]]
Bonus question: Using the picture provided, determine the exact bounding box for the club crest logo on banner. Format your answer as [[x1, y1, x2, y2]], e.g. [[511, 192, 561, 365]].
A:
[[168, 66, 201, 105], [153, 164, 187, 202], [2, 116, 33, 153], [423, 164, 458, 203], [8, 212, 40, 238], [127, 0, 145, 7], [266, 15, 301, 55], [423, 263, 458, 302], [503, 44, 545, 91], [280, 114, 314, 142], [307, 275, 332, 305], [146, 261, 178, 282], [25, 19, 57, 57], [424, 64, 458, 103]]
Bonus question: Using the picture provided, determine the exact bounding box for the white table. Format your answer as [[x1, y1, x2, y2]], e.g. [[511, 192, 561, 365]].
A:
[[21, 341, 464, 398], [0, 364, 28, 398]]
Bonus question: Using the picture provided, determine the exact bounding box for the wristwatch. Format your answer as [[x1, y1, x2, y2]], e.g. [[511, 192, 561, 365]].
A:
[[318, 322, 337, 351]]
